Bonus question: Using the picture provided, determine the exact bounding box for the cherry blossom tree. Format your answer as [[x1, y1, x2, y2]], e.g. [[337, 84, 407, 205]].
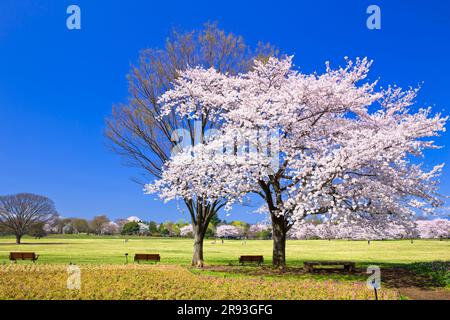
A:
[[146, 56, 447, 266], [248, 223, 272, 239], [180, 224, 194, 237], [417, 219, 450, 239], [315, 221, 336, 240], [108, 23, 276, 268], [290, 214, 421, 241], [101, 221, 120, 235], [216, 224, 241, 238], [288, 222, 318, 240]]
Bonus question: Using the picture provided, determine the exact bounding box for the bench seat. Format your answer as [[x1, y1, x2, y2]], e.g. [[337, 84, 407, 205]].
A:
[[239, 255, 264, 265], [134, 253, 160, 263], [303, 261, 355, 272], [9, 252, 39, 262]]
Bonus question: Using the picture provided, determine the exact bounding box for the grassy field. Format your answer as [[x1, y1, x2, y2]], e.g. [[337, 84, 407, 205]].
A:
[[0, 236, 448, 300], [0, 235, 449, 266]]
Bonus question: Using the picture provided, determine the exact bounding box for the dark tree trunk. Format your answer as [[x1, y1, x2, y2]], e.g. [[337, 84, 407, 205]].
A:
[[192, 225, 206, 268], [271, 214, 286, 267], [15, 234, 22, 244]]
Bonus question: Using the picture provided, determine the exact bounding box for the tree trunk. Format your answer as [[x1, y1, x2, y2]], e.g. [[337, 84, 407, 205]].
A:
[[192, 225, 206, 268], [15, 234, 22, 244], [271, 215, 286, 267]]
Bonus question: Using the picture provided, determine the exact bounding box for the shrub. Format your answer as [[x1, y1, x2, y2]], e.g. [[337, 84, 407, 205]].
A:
[[121, 222, 140, 235]]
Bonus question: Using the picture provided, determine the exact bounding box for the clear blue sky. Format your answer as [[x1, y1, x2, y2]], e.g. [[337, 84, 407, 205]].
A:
[[0, 0, 449, 223]]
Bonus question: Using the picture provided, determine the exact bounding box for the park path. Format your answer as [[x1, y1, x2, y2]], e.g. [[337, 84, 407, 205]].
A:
[[381, 268, 450, 300], [397, 287, 450, 300]]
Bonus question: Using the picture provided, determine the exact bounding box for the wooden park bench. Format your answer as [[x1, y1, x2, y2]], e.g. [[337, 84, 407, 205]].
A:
[[9, 252, 39, 263], [239, 255, 264, 265], [134, 253, 160, 264], [303, 261, 355, 272]]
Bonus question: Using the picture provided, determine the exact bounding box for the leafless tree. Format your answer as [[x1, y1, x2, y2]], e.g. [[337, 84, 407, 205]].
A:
[[89, 215, 110, 235], [0, 193, 58, 244], [106, 22, 277, 267]]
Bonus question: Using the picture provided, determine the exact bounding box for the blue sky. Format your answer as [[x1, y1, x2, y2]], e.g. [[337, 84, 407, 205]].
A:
[[0, 0, 449, 223]]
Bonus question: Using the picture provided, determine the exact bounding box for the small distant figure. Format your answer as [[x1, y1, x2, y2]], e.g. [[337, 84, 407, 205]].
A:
[[367, 240, 371, 245], [221, 239, 224, 244]]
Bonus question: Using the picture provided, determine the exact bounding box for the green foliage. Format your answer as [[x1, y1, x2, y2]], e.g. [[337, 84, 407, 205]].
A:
[[230, 220, 249, 229], [230, 221, 249, 236], [158, 223, 169, 236], [164, 221, 177, 236], [256, 230, 272, 240], [205, 224, 216, 238], [121, 222, 140, 235], [209, 213, 222, 227], [148, 221, 158, 234], [408, 261, 450, 287]]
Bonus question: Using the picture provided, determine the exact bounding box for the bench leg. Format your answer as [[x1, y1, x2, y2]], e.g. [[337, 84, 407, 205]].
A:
[[343, 265, 355, 272], [304, 265, 313, 272]]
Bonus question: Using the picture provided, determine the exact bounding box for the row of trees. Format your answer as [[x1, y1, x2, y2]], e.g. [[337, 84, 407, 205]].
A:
[[288, 217, 450, 240], [47, 217, 271, 239], [106, 23, 448, 267], [179, 223, 271, 239], [0, 195, 271, 241], [1, 192, 447, 248]]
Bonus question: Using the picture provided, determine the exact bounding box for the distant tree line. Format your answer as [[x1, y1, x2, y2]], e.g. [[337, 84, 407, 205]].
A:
[[0, 192, 272, 242], [42, 215, 272, 240]]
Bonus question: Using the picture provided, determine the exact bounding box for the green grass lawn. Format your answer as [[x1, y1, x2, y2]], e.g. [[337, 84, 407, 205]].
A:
[[0, 235, 448, 267], [0, 236, 448, 299]]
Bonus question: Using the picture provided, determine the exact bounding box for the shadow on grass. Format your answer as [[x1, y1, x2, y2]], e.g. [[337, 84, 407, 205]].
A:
[[191, 260, 449, 290]]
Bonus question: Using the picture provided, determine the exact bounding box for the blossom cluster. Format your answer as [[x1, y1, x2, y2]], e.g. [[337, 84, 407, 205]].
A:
[[288, 217, 448, 240], [145, 56, 447, 228]]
